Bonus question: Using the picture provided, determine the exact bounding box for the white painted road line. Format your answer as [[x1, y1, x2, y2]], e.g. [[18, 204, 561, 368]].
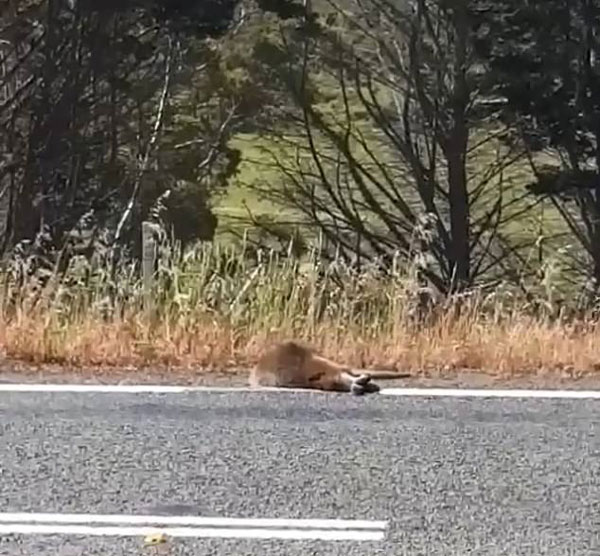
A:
[[0, 383, 599, 398], [380, 387, 600, 399], [0, 384, 225, 394], [0, 513, 387, 530], [0, 524, 385, 541], [0, 513, 387, 542]]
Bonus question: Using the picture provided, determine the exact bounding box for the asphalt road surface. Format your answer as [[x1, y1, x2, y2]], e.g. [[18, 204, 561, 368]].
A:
[[0, 388, 598, 555]]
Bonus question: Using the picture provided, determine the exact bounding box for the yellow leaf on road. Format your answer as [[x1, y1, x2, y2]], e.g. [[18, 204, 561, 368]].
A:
[[144, 532, 168, 546]]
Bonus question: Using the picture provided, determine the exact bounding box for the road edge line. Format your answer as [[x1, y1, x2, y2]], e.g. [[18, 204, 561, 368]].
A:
[[0, 383, 599, 399]]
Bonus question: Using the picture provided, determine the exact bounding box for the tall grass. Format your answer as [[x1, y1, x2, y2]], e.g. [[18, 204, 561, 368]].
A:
[[0, 237, 598, 378]]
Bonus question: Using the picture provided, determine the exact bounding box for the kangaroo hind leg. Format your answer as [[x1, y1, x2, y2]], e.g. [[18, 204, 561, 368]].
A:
[[341, 372, 380, 395]]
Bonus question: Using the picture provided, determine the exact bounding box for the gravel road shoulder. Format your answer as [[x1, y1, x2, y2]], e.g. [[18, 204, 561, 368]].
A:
[[1, 357, 599, 390]]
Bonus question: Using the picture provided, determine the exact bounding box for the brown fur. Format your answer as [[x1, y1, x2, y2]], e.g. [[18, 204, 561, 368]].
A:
[[249, 340, 410, 395]]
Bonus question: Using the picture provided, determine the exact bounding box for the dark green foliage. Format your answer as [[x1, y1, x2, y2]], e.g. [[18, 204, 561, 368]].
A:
[[255, 0, 305, 20], [163, 183, 218, 245], [473, 0, 600, 283], [78, 0, 239, 36], [526, 168, 600, 197], [473, 0, 600, 162], [0, 0, 245, 260]]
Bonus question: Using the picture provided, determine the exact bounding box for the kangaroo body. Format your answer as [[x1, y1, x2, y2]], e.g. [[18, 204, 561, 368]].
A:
[[249, 340, 409, 395]]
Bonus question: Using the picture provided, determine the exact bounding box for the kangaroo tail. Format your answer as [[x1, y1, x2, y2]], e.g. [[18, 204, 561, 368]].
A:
[[349, 369, 412, 380]]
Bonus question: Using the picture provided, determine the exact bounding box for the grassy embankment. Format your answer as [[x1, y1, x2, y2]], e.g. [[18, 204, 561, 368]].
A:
[[0, 230, 598, 379], [0, 71, 594, 379]]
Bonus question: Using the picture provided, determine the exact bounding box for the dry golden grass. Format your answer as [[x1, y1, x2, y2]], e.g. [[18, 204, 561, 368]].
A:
[[1, 311, 598, 378], [1, 239, 599, 381]]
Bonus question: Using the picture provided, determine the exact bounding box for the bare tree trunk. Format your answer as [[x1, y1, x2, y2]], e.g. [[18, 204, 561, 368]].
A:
[[446, 1, 470, 290], [590, 132, 600, 290]]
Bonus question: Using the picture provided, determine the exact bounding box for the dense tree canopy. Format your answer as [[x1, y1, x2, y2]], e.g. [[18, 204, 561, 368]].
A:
[[0, 0, 304, 263], [473, 0, 600, 286], [2, 0, 600, 304]]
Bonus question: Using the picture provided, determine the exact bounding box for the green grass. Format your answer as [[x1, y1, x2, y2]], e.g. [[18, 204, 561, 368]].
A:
[[215, 121, 571, 285]]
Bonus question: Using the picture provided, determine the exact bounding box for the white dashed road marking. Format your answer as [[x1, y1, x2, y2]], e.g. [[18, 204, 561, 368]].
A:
[[0, 513, 387, 542]]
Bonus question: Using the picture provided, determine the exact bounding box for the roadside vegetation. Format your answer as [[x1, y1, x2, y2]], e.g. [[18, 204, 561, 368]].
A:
[[1, 0, 600, 379], [2, 237, 598, 377]]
